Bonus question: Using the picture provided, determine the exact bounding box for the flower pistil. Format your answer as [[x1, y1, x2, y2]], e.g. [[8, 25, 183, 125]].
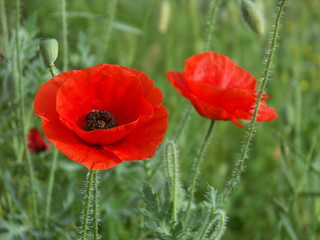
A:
[[85, 110, 117, 131]]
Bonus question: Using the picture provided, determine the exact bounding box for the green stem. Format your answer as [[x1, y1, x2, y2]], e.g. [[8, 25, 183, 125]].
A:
[[210, 210, 227, 240], [173, 104, 192, 142], [197, 207, 215, 240], [80, 170, 95, 240], [44, 64, 59, 230], [165, 143, 173, 181], [204, 0, 221, 52], [61, 0, 68, 72], [16, 0, 38, 226], [219, 0, 289, 206], [93, 170, 100, 240], [184, 120, 215, 221], [49, 64, 59, 77], [45, 142, 58, 230], [169, 142, 179, 224], [0, 0, 9, 52]]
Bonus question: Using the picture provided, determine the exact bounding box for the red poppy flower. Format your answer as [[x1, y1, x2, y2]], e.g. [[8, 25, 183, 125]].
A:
[[27, 128, 50, 153], [34, 64, 168, 170], [166, 52, 278, 127]]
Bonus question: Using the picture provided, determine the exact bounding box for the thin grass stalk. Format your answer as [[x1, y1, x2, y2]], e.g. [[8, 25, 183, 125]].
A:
[[80, 170, 95, 240], [219, 0, 289, 206], [0, 0, 9, 52], [45, 137, 58, 230], [15, 0, 39, 226], [93, 170, 100, 240], [204, 0, 221, 52], [184, 120, 215, 221], [61, 0, 68, 72], [102, 0, 118, 57], [131, 0, 154, 68], [173, 104, 192, 142]]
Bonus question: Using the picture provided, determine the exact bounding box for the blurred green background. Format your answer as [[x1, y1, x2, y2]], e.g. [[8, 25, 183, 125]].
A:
[[0, 0, 319, 239]]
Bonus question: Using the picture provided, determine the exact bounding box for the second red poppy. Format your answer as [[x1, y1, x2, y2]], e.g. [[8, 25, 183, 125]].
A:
[[166, 52, 278, 127]]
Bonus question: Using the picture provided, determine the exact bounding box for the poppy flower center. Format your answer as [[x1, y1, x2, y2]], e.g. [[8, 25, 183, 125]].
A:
[[85, 110, 117, 131]]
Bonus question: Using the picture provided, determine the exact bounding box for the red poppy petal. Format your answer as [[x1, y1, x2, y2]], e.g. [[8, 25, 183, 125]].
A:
[[42, 119, 122, 170], [125, 68, 164, 106], [185, 52, 257, 90], [34, 71, 75, 121], [186, 79, 256, 112], [228, 101, 278, 125], [103, 106, 168, 160], [256, 101, 278, 121], [166, 71, 190, 97]]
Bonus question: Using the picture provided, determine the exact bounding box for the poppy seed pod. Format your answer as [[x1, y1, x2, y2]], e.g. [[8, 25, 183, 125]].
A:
[[240, 0, 265, 35], [39, 38, 59, 67]]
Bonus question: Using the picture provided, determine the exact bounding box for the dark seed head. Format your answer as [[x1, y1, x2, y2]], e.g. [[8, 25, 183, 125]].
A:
[[85, 110, 117, 131]]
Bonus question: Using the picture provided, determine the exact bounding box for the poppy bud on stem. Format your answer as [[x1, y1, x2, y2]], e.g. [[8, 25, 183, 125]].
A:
[[39, 38, 60, 230], [240, 0, 265, 35], [39, 38, 59, 76]]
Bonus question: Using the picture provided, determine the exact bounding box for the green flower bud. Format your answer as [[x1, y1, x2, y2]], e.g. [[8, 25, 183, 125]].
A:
[[39, 38, 59, 67], [240, 0, 265, 35]]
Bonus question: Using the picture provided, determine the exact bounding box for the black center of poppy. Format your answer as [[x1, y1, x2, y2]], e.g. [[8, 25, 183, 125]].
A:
[[85, 110, 117, 131]]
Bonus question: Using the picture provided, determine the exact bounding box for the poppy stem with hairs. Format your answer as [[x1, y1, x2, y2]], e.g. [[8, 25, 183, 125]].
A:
[[93, 170, 100, 240], [80, 170, 95, 240], [165, 141, 180, 225], [79, 170, 100, 240], [184, 120, 215, 222], [218, 0, 288, 207]]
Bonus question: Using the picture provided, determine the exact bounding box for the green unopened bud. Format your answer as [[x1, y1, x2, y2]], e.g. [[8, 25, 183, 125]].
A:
[[39, 38, 59, 67], [240, 0, 265, 35]]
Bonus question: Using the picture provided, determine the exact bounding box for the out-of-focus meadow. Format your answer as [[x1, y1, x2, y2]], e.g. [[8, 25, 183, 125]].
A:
[[0, 0, 319, 239]]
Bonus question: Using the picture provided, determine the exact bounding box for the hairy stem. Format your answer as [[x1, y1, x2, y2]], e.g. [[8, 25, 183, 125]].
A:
[[197, 207, 215, 240], [93, 170, 100, 240], [80, 170, 95, 240], [219, 0, 289, 206], [210, 210, 227, 240], [165, 142, 173, 181], [169, 142, 179, 224], [184, 121, 215, 221]]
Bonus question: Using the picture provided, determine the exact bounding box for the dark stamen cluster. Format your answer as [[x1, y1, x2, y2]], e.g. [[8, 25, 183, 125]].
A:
[[85, 110, 117, 131]]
